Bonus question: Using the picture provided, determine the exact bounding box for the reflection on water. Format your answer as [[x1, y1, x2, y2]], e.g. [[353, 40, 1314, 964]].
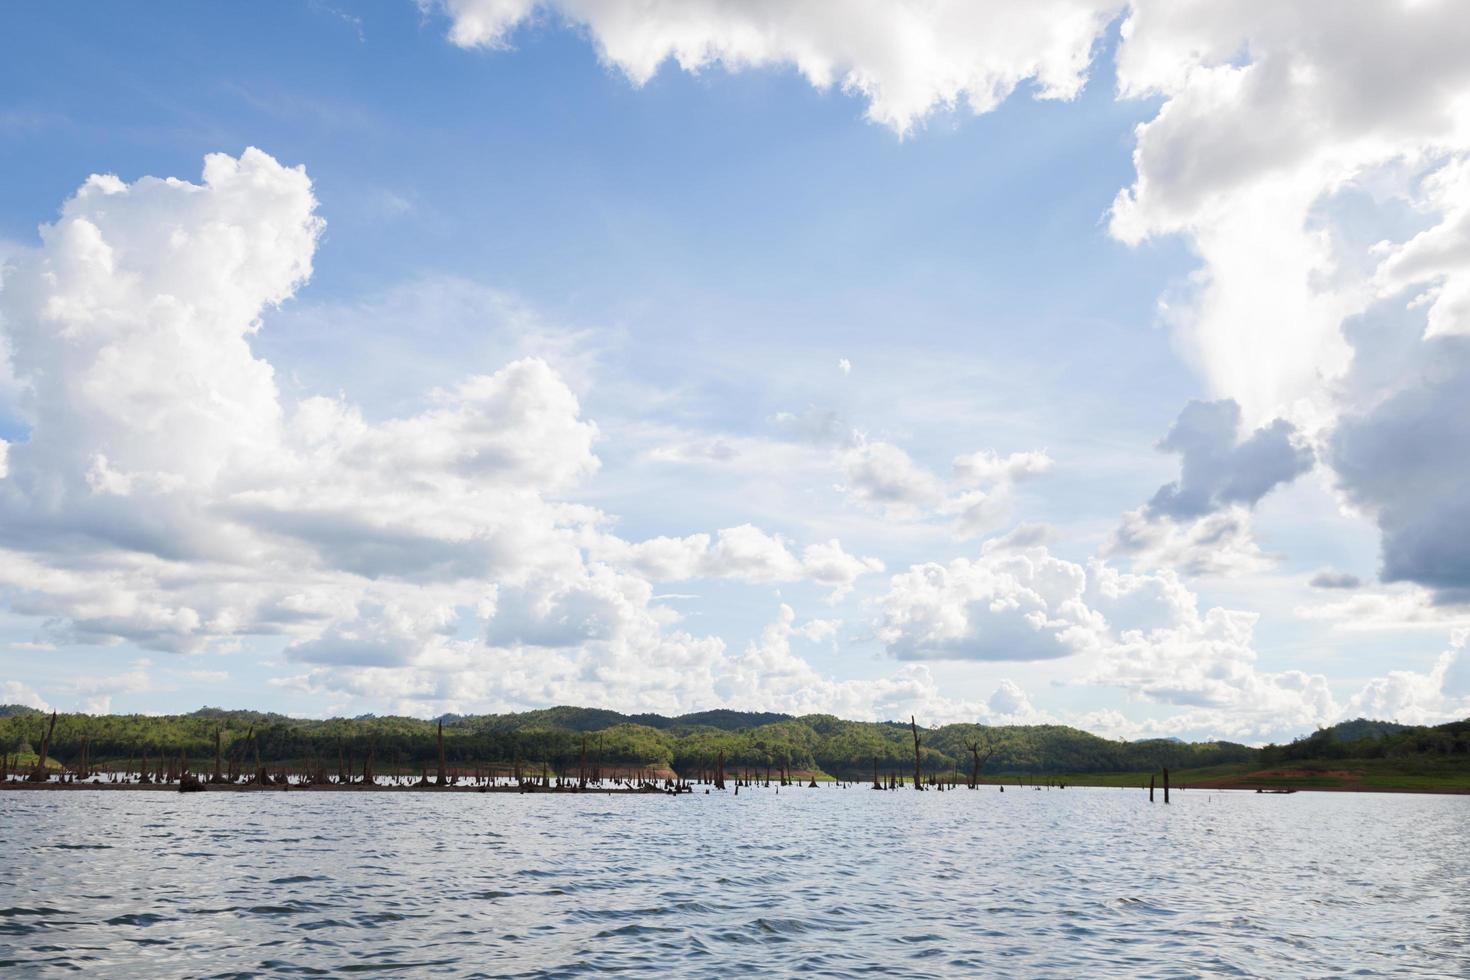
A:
[[1, 787, 1467, 977]]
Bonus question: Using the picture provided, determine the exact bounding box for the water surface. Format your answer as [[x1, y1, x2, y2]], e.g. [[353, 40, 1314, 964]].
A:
[[1, 786, 1466, 977]]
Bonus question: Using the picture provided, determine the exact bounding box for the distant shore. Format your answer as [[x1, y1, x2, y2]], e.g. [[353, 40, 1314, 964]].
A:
[[5, 773, 1467, 795]]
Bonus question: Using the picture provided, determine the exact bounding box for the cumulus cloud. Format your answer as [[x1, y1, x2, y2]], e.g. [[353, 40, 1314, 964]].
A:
[[1330, 339, 1470, 603], [874, 546, 1106, 662], [1342, 630, 1470, 726], [952, 449, 1053, 487], [1, 681, 49, 711], [430, 0, 1122, 135], [714, 604, 974, 720], [1105, 399, 1308, 576], [1106, 505, 1274, 578], [593, 524, 882, 601], [1110, 0, 1470, 422], [1375, 157, 1470, 340], [1295, 584, 1470, 633], [872, 541, 1362, 741], [1106, 2, 1470, 600], [0, 150, 885, 714], [1084, 564, 1342, 742], [1102, 398, 1308, 577]]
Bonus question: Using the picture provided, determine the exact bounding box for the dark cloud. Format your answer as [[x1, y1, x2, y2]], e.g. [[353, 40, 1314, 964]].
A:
[[1331, 337, 1470, 601], [1148, 399, 1315, 519], [1309, 570, 1362, 590]]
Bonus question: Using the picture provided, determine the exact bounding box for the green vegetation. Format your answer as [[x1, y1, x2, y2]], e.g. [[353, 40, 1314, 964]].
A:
[[1260, 717, 1470, 763], [1, 707, 1465, 790], [0, 704, 1254, 777]]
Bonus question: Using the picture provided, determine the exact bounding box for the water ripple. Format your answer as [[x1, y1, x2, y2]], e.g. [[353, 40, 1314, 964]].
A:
[[1, 788, 1467, 976]]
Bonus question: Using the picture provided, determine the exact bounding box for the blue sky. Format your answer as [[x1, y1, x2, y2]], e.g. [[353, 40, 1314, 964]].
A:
[[2, 1, 1468, 741]]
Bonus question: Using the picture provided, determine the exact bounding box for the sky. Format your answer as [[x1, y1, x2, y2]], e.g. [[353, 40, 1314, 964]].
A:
[[1, 1, 1469, 743]]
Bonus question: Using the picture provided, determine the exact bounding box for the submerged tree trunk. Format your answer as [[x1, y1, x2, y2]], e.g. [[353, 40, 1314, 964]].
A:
[[27, 710, 57, 782], [210, 728, 227, 783], [910, 716, 923, 791], [964, 737, 994, 790], [436, 719, 448, 787]]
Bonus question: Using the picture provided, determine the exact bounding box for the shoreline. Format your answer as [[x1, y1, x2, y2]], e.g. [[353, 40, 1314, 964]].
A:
[[4, 779, 1467, 797]]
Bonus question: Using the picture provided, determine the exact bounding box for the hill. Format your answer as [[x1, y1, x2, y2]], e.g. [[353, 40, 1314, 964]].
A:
[[0, 704, 1255, 778], [4, 705, 1464, 785]]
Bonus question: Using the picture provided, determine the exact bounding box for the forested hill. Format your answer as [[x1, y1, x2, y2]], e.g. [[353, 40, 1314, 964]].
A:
[[5, 705, 1465, 778], [0, 704, 1253, 777]]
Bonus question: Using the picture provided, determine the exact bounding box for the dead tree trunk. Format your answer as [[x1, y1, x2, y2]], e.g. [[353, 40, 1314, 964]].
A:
[[211, 728, 226, 783], [910, 716, 924, 791], [963, 737, 995, 789], [27, 710, 57, 781], [250, 726, 270, 785], [1163, 767, 1170, 804], [436, 720, 448, 787]]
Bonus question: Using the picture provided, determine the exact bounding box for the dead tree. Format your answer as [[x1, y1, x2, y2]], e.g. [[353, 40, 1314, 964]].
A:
[[27, 710, 58, 782], [872, 756, 882, 790], [249, 726, 271, 785], [435, 720, 448, 787], [963, 736, 995, 789], [210, 728, 228, 783], [579, 735, 588, 790], [910, 716, 924, 791]]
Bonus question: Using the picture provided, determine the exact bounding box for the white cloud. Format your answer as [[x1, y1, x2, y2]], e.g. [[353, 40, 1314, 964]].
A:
[[1295, 585, 1470, 633], [835, 438, 1054, 539], [431, 0, 1122, 135], [1105, 505, 1275, 578], [1110, 0, 1470, 422], [872, 541, 1352, 741], [1375, 156, 1470, 340], [1108, 2, 1470, 600], [1342, 630, 1470, 726], [952, 449, 1053, 487], [0, 149, 885, 713], [874, 545, 1106, 662], [713, 603, 987, 722], [1103, 398, 1310, 578], [593, 523, 883, 600], [1, 681, 49, 711]]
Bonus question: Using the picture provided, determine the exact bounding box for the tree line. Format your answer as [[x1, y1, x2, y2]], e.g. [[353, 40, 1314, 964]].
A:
[[0, 704, 1260, 776]]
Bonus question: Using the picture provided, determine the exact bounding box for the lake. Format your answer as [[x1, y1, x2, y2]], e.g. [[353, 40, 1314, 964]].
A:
[[1, 785, 1466, 977]]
